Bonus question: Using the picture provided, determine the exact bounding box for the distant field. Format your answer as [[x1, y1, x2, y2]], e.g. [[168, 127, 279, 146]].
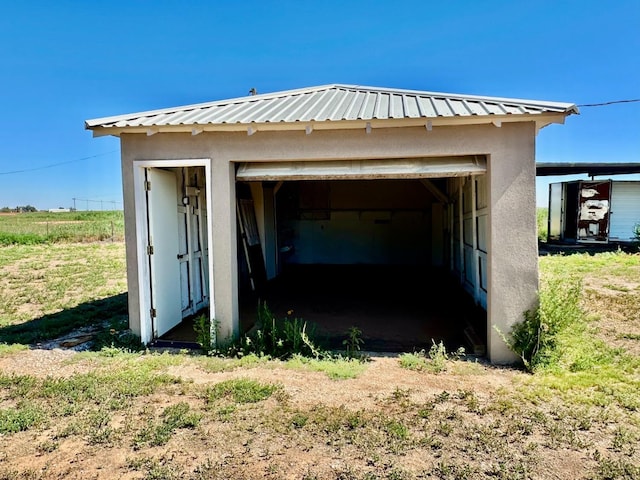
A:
[[0, 210, 124, 244]]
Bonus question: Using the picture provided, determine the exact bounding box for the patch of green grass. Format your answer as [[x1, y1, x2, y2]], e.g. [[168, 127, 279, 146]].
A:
[[593, 454, 640, 480], [127, 456, 183, 480], [0, 402, 46, 433], [285, 354, 368, 379], [398, 352, 428, 371], [540, 249, 640, 281], [0, 211, 124, 245], [0, 343, 28, 356], [519, 364, 640, 411], [205, 378, 280, 405], [1, 366, 182, 408], [195, 352, 272, 372], [0, 242, 127, 345], [133, 402, 201, 448]]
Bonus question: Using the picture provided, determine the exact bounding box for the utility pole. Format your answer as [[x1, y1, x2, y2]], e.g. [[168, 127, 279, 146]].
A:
[[72, 198, 76, 211]]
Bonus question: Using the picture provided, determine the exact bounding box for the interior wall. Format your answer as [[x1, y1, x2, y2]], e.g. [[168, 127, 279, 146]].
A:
[[277, 179, 434, 265]]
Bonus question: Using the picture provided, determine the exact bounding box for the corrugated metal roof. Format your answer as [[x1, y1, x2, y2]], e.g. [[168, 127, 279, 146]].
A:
[[85, 84, 579, 134]]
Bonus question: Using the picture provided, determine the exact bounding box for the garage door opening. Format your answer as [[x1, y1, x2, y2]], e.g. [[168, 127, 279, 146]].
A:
[[236, 172, 488, 355]]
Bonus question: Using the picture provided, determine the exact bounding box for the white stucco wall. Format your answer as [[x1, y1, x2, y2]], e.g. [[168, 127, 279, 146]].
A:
[[120, 121, 539, 363]]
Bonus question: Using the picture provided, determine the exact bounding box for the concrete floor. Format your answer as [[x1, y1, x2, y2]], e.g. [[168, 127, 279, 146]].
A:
[[160, 264, 487, 355], [241, 264, 486, 354]]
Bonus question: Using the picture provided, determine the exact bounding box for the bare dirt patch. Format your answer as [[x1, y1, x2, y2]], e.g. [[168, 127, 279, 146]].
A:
[[0, 348, 635, 480]]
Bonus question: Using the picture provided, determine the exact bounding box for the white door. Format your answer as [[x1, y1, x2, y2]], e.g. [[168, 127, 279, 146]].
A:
[[177, 204, 192, 315], [147, 168, 182, 337], [190, 189, 207, 310], [609, 182, 640, 242]]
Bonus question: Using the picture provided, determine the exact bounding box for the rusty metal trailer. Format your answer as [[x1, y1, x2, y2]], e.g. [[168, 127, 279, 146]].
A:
[[548, 179, 640, 244]]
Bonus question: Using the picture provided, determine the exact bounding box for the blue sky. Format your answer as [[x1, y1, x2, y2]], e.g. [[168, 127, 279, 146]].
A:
[[0, 1, 638, 210]]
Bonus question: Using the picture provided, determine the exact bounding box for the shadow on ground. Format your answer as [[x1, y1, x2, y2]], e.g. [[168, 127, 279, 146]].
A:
[[0, 293, 128, 346]]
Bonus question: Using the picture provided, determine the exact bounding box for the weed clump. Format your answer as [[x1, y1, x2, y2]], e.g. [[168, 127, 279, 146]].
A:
[[194, 302, 317, 358], [398, 340, 465, 373], [499, 276, 615, 373]]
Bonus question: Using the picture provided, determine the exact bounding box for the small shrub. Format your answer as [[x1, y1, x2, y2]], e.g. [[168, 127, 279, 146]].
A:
[[398, 343, 464, 374], [342, 326, 365, 359], [222, 301, 324, 360], [193, 314, 212, 353], [426, 340, 465, 374], [286, 354, 367, 380], [633, 222, 640, 247], [500, 277, 584, 372]]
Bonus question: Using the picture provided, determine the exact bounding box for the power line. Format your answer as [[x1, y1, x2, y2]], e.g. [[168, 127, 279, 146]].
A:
[[577, 99, 640, 107], [0, 150, 118, 176]]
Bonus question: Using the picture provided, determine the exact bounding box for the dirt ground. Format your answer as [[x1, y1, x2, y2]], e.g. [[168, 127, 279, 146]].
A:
[[0, 247, 638, 479], [0, 348, 525, 479], [0, 344, 635, 480]]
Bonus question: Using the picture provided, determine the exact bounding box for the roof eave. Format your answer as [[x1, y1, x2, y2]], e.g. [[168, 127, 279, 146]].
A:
[[87, 112, 572, 138]]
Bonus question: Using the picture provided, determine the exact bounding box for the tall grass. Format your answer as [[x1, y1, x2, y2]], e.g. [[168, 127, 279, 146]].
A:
[[503, 276, 585, 372], [537, 207, 548, 243], [504, 249, 640, 374], [0, 211, 124, 245]]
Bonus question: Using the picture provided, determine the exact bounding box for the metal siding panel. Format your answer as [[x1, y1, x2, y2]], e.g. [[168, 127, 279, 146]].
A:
[[341, 90, 364, 120], [212, 101, 257, 123], [432, 98, 452, 116], [609, 182, 640, 241], [415, 96, 437, 116], [360, 92, 376, 119], [480, 102, 504, 115], [390, 94, 404, 118], [329, 89, 358, 120], [279, 92, 320, 121], [402, 95, 420, 118], [465, 101, 487, 115], [252, 95, 298, 122], [315, 90, 349, 121], [373, 92, 389, 119]]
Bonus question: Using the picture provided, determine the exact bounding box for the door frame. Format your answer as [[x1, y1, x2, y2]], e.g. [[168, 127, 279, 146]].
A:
[[133, 159, 214, 344]]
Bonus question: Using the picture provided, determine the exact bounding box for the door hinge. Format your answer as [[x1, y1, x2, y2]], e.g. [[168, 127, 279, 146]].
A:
[[144, 180, 151, 191], [147, 245, 154, 255], [150, 308, 157, 318]]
